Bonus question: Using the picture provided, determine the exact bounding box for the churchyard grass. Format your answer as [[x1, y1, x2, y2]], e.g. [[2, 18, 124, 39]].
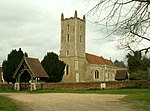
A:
[[0, 89, 17, 93], [0, 95, 20, 111]]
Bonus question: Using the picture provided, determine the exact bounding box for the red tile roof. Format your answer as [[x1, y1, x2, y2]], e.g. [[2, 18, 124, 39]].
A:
[[86, 53, 114, 66], [105, 59, 114, 66]]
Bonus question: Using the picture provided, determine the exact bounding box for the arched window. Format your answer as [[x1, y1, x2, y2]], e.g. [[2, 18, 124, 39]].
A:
[[79, 35, 82, 43], [66, 65, 69, 75], [66, 51, 69, 56], [80, 25, 82, 31], [67, 24, 70, 31], [66, 34, 70, 42], [94, 70, 99, 79], [108, 73, 110, 80]]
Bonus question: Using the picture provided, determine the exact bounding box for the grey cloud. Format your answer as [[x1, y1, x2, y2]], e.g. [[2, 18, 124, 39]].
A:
[[0, 0, 126, 65]]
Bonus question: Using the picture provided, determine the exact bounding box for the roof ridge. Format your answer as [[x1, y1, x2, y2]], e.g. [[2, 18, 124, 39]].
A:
[[24, 56, 38, 60], [86, 53, 101, 57], [24, 57, 34, 77]]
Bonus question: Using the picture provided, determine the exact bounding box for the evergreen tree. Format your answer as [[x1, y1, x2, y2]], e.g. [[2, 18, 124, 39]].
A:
[[127, 51, 150, 80], [141, 56, 150, 70], [2, 48, 28, 84], [127, 51, 142, 72], [114, 60, 126, 68], [41, 52, 66, 82]]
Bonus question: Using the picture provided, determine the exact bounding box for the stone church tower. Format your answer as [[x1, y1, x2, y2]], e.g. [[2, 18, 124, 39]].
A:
[[59, 11, 86, 82], [59, 11, 127, 83]]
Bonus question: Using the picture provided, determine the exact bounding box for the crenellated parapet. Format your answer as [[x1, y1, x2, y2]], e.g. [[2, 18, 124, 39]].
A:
[[61, 10, 86, 22]]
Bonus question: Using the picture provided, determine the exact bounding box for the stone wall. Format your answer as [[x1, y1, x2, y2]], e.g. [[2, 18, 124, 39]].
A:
[[36, 81, 150, 90], [1, 81, 150, 91], [0, 83, 13, 90], [37, 82, 100, 90]]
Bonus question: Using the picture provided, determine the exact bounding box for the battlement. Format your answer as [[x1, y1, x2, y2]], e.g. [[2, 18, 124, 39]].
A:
[[61, 10, 86, 22]]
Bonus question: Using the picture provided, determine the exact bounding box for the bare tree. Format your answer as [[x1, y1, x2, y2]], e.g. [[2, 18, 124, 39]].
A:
[[86, 0, 150, 54]]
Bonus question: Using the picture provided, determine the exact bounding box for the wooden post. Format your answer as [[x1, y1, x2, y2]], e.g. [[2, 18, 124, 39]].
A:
[[30, 83, 36, 91], [14, 82, 20, 91]]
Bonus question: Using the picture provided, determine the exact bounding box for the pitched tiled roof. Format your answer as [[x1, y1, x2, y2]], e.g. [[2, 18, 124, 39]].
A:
[[105, 59, 114, 66], [24, 57, 49, 78], [115, 70, 128, 80], [86, 53, 114, 66], [14, 57, 49, 78]]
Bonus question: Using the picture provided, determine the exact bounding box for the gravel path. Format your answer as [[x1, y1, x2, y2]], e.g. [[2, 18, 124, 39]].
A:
[[0, 93, 136, 111]]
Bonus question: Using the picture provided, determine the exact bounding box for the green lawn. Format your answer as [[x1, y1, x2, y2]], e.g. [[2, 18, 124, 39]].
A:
[[0, 95, 20, 111], [0, 89, 17, 93]]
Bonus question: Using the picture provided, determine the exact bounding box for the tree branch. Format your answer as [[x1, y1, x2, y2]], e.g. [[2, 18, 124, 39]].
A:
[[130, 31, 150, 42], [86, 0, 150, 54], [133, 0, 150, 4]]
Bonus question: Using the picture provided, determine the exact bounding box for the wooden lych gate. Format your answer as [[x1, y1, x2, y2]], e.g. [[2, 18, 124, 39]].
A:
[[20, 83, 30, 91], [13, 57, 49, 91]]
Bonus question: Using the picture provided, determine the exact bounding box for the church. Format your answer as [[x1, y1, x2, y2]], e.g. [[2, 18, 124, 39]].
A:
[[59, 11, 127, 83]]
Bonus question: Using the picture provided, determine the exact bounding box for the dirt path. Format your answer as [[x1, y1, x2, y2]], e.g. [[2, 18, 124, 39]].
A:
[[0, 93, 136, 111]]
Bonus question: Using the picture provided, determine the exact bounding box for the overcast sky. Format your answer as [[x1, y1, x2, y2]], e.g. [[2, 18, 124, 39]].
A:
[[0, 0, 127, 65]]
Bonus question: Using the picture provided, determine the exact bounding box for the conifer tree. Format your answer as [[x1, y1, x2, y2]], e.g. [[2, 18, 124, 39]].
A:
[[2, 48, 28, 84], [127, 51, 150, 80], [114, 60, 126, 68], [41, 52, 66, 82]]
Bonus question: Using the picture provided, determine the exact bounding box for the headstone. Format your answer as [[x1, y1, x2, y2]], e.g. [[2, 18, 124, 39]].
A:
[[100, 82, 106, 89]]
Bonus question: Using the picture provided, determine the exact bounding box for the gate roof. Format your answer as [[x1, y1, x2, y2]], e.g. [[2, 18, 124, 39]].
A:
[[13, 57, 49, 78]]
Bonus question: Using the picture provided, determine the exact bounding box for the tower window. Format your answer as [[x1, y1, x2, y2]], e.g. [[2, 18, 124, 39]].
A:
[[80, 35, 82, 43], [66, 34, 70, 42], [67, 24, 70, 31], [66, 65, 69, 75], [94, 70, 100, 79], [108, 73, 111, 81], [80, 25, 82, 31], [66, 51, 69, 56]]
